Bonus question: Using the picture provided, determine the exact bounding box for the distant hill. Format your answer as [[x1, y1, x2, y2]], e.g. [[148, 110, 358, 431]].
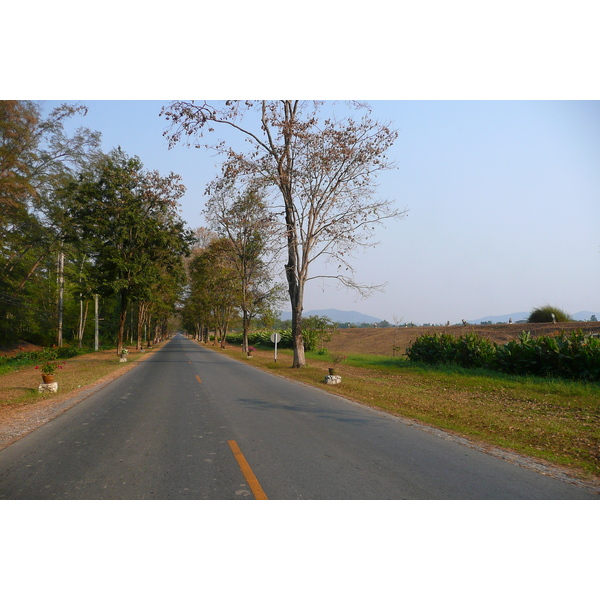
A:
[[572, 311, 599, 321], [279, 308, 381, 324], [279, 309, 598, 326], [469, 310, 599, 324], [469, 312, 529, 324]]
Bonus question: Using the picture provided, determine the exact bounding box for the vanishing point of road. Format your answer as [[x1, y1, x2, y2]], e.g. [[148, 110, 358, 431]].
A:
[[0, 334, 597, 500]]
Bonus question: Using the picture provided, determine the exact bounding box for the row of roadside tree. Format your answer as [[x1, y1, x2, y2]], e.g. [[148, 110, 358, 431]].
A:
[[1, 101, 193, 353]]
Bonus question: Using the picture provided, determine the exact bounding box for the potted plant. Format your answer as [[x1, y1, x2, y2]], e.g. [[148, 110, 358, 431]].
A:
[[36, 361, 63, 384], [329, 353, 347, 376], [247, 346, 255, 358]]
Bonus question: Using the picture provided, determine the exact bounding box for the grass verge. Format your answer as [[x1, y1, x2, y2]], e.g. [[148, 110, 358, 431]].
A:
[[211, 342, 600, 479], [0, 346, 159, 408]]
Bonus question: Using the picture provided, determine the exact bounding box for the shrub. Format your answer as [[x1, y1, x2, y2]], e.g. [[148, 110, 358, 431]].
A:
[[226, 326, 322, 351], [405, 333, 462, 365], [407, 329, 600, 381], [528, 305, 571, 323], [0, 345, 85, 376], [454, 332, 497, 368]]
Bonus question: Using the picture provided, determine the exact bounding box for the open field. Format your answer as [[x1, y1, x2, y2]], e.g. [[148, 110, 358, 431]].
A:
[[324, 321, 600, 357]]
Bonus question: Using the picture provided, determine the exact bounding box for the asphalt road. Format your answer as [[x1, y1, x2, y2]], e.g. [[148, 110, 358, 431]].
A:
[[0, 334, 596, 499]]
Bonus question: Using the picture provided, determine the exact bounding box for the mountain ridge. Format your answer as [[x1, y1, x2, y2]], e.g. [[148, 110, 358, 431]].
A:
[[468, 310, 598, 324], [279, 308, 599, 325], [279, 308, 381, 324]]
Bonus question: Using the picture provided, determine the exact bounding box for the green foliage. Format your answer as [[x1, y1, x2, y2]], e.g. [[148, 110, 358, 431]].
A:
[[1, 101, 102, 346], [0, 345, 84, 374], [226, 329, 292, 348], [225, 318, 337, 352], [528, 305, 571, 323], [404, 333, 459, 365], [406, 330, 600, 381], [301, 316, 338, 352], [66, 148, 193, 351], [38, 361, 62, 375], [67, 149, 192, 299], [226, 326, 323, 352]]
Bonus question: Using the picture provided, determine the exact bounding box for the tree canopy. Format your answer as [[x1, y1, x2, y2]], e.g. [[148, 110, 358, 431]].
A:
[[204, 180, 283, 351], [65, 148, 194, 353], [1, 101, 102, 345]]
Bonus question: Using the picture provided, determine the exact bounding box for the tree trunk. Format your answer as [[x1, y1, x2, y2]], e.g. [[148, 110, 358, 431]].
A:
[[146, 316, 152, 347], [117, 290, 129, 355], [78, 297, 89, 348], [284, 227, 305, 367], [57, 249, 64, 347], [136, 302, 147, 350], [280, 106, 306, 367], [77, 256, 88, 348], [94, 294, 99, 351], [290, 295, 305, 368], [242, 308, 250, 354], [221, 323, 229, 348]]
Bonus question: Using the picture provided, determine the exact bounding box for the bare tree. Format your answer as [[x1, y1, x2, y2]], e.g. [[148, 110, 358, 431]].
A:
[[162, 101, 407, 367], [205, 181, 282, 353]]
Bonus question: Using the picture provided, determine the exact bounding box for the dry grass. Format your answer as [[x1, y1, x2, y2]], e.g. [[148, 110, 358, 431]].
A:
[[0, 346, 159, 408]]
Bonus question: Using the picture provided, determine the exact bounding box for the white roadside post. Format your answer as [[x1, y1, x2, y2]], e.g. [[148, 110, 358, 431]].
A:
[[270, 332, 281, 363]]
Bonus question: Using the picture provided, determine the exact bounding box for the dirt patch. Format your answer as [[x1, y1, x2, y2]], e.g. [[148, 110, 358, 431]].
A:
[[324, 321, 600, 357]]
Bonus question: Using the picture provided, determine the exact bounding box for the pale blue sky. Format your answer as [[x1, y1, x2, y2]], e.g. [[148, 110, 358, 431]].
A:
[[9, 0, 597, 324], [40, 100, 599, 323]]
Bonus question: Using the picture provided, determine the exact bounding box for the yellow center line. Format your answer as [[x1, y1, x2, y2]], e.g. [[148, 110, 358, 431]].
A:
[[195, 374, 202, 383], [228, 440, 268, 500]]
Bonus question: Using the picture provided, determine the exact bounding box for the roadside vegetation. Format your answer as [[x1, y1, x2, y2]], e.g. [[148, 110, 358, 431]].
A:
[[1, 101, 192, 354], [0, 345, 84, 376], [209, 341, 600, 479], [406, 329, 600, 381], [0, 345, 156, 408]]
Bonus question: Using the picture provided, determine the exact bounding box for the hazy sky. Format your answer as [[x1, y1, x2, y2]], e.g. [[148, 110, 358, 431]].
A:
[[39, 99, 599, 324], [11, 1, 598, 326]]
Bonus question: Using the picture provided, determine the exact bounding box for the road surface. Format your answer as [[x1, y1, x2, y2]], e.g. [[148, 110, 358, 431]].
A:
[[0, 334, 596, 499]]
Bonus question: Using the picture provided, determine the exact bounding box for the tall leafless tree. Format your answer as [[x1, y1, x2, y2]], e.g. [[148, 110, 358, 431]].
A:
[[162, 101, 407, 367]]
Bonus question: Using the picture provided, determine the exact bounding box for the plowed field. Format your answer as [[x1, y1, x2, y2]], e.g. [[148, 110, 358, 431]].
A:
[[324, 321, 600, 357]]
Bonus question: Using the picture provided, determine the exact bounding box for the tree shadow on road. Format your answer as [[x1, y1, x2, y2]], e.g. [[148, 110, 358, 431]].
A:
[[235, 396, 385, 427]]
